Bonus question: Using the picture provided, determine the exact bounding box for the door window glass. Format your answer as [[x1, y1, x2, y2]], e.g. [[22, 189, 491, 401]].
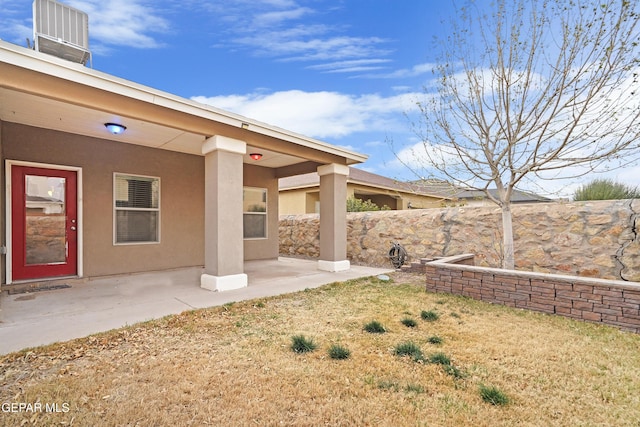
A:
[[25, 175, 67, 265]]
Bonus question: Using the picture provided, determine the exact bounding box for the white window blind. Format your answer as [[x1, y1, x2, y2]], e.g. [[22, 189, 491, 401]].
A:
[[114, 174, 160, 244]]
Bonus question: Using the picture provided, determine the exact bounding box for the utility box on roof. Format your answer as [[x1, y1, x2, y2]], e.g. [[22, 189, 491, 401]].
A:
[[33, 0, 91, 65]]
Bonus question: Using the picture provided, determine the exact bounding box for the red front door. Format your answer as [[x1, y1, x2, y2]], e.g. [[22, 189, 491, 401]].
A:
[[11, 166, 78, 281]]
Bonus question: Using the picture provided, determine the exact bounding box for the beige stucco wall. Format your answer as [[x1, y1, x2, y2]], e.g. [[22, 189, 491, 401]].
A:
[[349, 187, 398, 210], [318, 166, 348, 262], [0, 123, 278, 284], [279, 189, 320, 215], [306, 191, 320, 214], [396, 193, 448, 210], [280, 199, 640, 282], [1, 123, 282, 282], [279, 190, 306, 215], [349, 184, 447, 210], [280, 184, 447, 214], [2, 123, 205, 278]]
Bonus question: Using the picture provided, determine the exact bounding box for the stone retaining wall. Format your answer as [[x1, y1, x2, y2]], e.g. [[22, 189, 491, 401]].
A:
[[279, 199, 640, 282], [424, 254, 640, 334], [26, 215, 66, 265]]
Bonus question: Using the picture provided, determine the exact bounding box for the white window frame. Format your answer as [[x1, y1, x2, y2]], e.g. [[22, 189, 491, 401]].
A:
[[113, 173, 160, 245], [243, 186, 267, 240]]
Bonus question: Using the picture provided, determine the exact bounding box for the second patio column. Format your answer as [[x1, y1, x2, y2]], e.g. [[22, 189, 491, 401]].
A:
[[317, 163, 350, 272], [200, 135, 248, 291]]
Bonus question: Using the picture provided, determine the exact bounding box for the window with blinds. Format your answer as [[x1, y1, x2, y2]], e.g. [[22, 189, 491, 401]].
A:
[[114, 174, 160, 244], [243, 187, 267, 239]]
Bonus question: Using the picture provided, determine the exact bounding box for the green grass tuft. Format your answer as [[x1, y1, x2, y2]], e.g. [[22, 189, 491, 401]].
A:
[[363, 320, 387, 334], [394, 341, 424, 362], [479, 384, 510, 405], [421, 310, 440, 322], [404, 383, 425, 393], [328, 344, 351, 360], [427, 335, 443, 345], [401, 317, 418, 328], [290, 335, 317, 353], [428, 352, 451, 365]]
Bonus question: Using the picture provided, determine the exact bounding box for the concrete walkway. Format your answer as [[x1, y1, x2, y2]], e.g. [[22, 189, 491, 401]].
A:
[[0, 258, 393, 355]]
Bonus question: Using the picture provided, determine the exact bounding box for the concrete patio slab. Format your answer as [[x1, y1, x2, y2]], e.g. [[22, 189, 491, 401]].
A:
[[0, 258, 393, 355]]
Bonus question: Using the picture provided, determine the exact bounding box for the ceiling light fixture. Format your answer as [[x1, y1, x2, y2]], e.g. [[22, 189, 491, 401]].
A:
[[104, 122, 127, 135], [249, 153, 263, 161]]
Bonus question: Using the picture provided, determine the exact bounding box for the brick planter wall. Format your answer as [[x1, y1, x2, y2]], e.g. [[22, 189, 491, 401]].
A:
[[425, 254, 640, 334]]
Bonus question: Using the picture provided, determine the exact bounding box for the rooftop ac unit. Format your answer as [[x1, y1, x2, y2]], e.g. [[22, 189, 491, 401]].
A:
[[33, 0, 91, 65]]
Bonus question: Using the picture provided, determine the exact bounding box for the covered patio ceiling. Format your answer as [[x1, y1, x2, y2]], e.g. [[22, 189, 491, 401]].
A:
[[0, 87, 306, 169], [0, 41, 367, 176]]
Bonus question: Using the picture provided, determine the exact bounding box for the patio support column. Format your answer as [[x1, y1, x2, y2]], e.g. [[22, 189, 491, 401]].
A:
[[200, 135, 248, 291], [317, 163, 350, 272]]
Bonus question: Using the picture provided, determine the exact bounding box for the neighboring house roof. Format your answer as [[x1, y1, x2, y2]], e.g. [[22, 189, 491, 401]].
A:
[[279, 167, 454, 200], [280, 169, 550, 203], [409, 179, 552, 203], [0, 40, 366, 173], [457, 188, 552, 203], [26, 195, 63, 203]]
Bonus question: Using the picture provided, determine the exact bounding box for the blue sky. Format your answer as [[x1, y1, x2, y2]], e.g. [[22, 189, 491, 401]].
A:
[[1, 0, 638, 197]]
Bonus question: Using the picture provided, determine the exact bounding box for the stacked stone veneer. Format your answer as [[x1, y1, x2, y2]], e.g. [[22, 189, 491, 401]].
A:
[[26, 215, 66, 264], [425, 254, 640, 333], [279, 199, 640, 282]]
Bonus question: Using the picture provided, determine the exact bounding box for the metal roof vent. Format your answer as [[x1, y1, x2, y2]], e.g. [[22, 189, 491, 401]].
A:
[[33, 0, 91, 65]]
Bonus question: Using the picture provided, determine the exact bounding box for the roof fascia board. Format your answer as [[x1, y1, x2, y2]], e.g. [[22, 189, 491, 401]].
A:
[[279, 184, 320, 192]]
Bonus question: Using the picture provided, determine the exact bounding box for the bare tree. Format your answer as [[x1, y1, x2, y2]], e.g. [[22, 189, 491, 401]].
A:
[[401, 0, 640, 269]]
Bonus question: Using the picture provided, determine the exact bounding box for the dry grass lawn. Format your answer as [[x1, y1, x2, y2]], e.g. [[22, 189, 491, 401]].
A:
[[1, 272, 639, 426]]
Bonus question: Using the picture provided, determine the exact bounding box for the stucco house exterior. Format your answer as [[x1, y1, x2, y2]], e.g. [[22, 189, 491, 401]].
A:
[[279, 167, 454, 214], [0, 40, 367, 292], [279, 168, 550, 215]]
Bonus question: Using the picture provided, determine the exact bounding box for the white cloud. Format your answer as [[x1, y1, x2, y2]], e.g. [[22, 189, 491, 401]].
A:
[[521, 165, 640, 200], [192, 89, 420, 139], [67, 0, 169, 49], [387, 58, 640, 199], [0, 21, 31, 45], [306, 59, 392, 73], [353, 165, 377, 173], [390, 140, 473, 180], [252, 7, 314, 27], [336, 144, 357, 152], [390, 138, 640, 200], [197, 1, 393, 72], [0, 0, 169, 51], [615, 166, 640, 188], [364, 140, 385, 147], [358, 62, 436, 79], [235, 32, 390, 63]]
